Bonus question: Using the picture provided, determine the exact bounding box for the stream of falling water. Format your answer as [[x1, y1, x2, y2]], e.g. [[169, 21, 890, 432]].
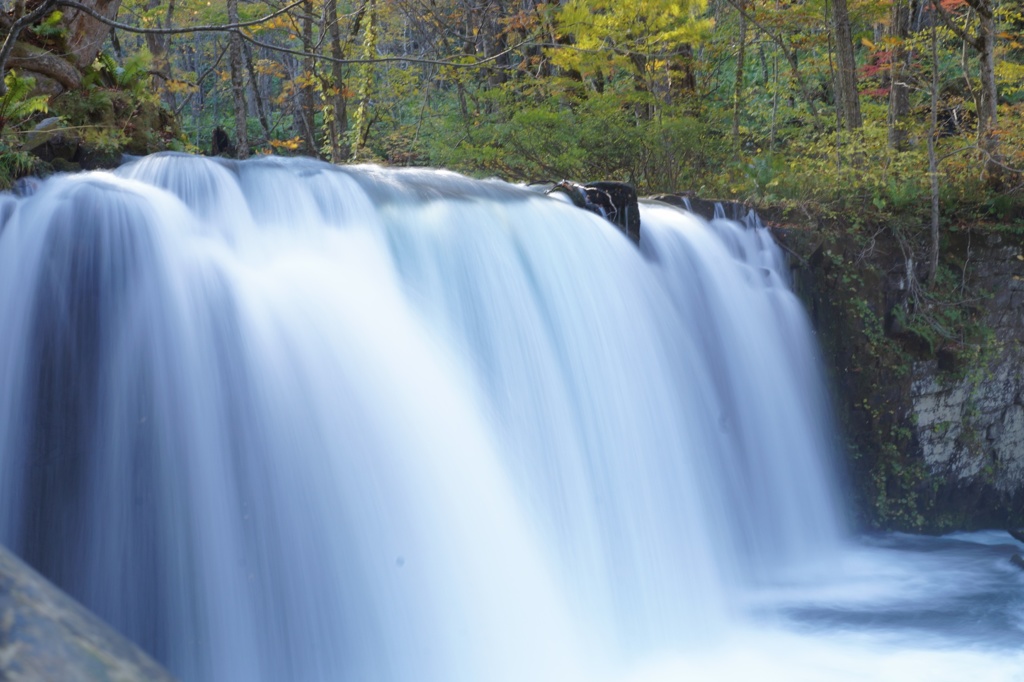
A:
[[0, 154, 1020, 681]]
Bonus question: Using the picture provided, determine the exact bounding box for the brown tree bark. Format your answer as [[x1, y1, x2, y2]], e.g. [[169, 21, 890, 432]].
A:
[[968, 0, 1000, 173], [8, 42, 81, 92], [324, 0, 348, 162], [299, 0, 317, 156], [227, 0, 249, 157], [732, 0, 747, 146], [64, 0, 122, 67], [831, 0, 862, 130], [0, 0, 63, 94], [243, 41, 272, 142], [927, 15, 940, 284], [887, 0, 913, 149], [668, 43, 697, 109], [145, 0, 175, 107], [933, 0, 1003, 180]]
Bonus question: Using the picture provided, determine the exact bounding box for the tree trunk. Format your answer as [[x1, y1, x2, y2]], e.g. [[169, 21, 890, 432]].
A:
[[0, 0, 116, 95], [629, 52, 653, 120], [927, 16, 940, 284], [783, 46, 823, 129], [144, 0, 175, 107], [227, 0, 249, 158], [968, 0, 1001, 176], [350, 0, 376, 158], [300, 0, 318, 157], [732, 0, 747, 147], [887, 0, 913, 149], [144, 0, 166, 79], [243, 41, 272, 143], [325, 0, 348, 162], [8, 42, 81, 92], [831, 0, 862, 130], [725, 0, 823, 130], [64, 0, 123, 68], [668, 44, 697, 106]]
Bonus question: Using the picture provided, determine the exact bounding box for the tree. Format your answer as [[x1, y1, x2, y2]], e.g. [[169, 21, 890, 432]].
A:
[[552, 0, 712, 108], [732, 0, 747, 146], [830, 0, 862, 130], [321, 0, 347, 161], [227, 0, 248, 157], [964, 0, 1001, 174], [934, 0, 1003, 179], [887, 0, 916, 149], [1, 0, 69, 94]]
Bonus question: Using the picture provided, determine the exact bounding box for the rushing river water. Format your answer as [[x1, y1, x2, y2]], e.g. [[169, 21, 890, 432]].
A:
[[0, 154, 1020, 681]]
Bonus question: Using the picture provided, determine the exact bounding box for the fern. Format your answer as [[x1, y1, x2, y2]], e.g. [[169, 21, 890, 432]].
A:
[[88, 51, 153, 98], [30, 11, 67, 41], [0, 71, 48, 137], [0, 144, 39, 189], [95, 52, 118, 77], [116, 51, 152, 96]]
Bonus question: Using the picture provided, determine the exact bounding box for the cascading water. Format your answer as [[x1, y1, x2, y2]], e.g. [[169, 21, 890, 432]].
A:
[[0, 153, 1021, 681]]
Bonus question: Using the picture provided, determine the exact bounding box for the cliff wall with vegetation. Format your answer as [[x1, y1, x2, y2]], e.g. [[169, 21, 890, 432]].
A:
[[774, 217, 1024, 532]]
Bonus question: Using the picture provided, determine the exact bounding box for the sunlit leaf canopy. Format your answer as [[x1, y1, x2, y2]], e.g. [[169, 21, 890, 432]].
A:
[[0, 0, 1019, 208], [552, 0, 713, 76]]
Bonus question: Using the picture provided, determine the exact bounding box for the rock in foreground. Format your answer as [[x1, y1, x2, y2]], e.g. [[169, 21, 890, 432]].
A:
[[0, 544, 176, 682]]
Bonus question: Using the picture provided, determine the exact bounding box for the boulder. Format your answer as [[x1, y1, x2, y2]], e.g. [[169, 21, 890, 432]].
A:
[[22, 117, 83, 169], [21, 117, 64, 152], [0, 544, 176, 682]]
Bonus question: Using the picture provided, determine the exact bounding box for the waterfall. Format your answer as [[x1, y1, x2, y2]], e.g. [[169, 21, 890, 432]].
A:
[[0, 154, 1018, 682]]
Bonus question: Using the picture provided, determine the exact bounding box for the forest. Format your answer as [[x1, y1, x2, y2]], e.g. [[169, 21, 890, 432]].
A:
[[0, 0, 1021, 221], [0, 0, 1019, 345]]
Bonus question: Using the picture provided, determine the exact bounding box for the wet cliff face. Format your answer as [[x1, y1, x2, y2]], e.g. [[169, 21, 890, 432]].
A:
[[907, 230, 1024, 526], [773, 220, 1024, 532]]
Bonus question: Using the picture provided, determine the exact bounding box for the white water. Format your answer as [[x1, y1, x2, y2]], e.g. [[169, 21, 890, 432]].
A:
[[0, 154, 1020, 681]]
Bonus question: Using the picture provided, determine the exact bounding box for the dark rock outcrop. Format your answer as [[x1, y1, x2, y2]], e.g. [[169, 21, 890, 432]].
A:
[[544, 180, 640, 243]]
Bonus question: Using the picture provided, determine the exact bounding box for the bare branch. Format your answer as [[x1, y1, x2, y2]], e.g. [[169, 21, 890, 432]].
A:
[[931, 0, 979, 51], [236, 31, 529, 69], [172, 42, 228, 116], [52, 0, 530, 70], [56, 0, 310, 35], [949, 145, 1024, 176]]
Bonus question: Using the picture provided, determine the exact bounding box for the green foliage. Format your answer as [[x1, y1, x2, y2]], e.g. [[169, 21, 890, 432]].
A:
[[0, 142, 41, 189], [0, 72, 49, 138], [734, 117, 931, 212], [553, 0, 712, 84], [0, 72, 48, 187], [870, 442, 929, 530], [417, 75, 731, 194], [49, 50, 178, 157], [29, 11, 67, 42], [88, 51, 155, 100]]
